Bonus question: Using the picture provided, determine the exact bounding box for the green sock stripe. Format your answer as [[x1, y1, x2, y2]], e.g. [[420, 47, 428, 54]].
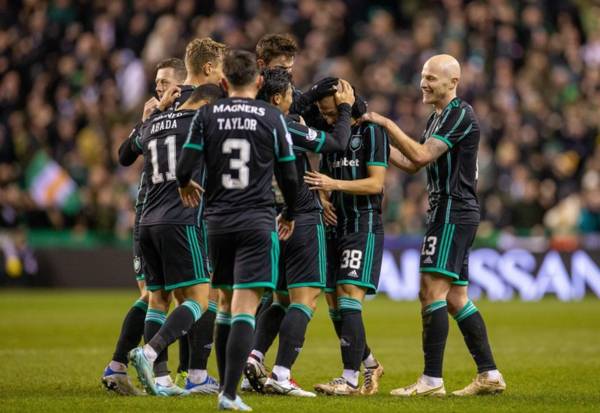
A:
[[232, 313, 255, 321], [338, 297, 361, 306], [147, 309, 166, 317], [145, 312, 166, 325], [186, 226, 200, 278], [272, 302, 288, 311], [216, 311, 232, 325], [289, 303, 314, 320], [424, 300, 447, 314], [454, 300, 478, 322], [232, 313, 256, 329], [338, 297, 363, 312], [191, 226, 206, 278], [455, 306, 478, 322], [207, 300, 218, 314], [133, 299, 148, 311], [182, 299, 203, 322], [329, 309, 342, 321]]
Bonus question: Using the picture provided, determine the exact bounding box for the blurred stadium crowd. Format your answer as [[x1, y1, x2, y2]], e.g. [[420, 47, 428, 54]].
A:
[[1, 0, 600, 256]]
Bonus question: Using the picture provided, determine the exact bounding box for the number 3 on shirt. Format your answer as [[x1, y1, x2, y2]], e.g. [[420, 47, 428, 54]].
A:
[[222, 138, 250, 189]]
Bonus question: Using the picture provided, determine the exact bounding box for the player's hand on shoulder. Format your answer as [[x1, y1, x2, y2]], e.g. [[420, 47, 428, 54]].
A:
[[158, 86, 181, 112], [178, 179, 204, 208], [142, 97, 159, 121], [360, 111, 388, 127], [335, 79, 355, 107], [277, 214, 295, 241]]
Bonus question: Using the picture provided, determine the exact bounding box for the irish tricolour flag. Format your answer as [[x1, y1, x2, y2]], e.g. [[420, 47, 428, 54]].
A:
[[24, 151, 81, 215]]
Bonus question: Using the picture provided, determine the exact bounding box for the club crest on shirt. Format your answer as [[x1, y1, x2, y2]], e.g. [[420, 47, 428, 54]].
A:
[[307, 128, 318, 141], [350, 135, 362, 151]]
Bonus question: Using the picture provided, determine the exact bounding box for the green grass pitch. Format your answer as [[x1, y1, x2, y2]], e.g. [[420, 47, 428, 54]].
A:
[[1, 290, 599, 412]]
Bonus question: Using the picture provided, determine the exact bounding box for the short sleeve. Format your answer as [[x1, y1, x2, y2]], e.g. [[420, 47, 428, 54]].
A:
[[431, 106, 473, 149], [365, 124, 389, 168]]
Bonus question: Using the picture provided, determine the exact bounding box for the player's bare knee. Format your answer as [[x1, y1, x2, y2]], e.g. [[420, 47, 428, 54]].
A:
[[447, 286, 468, 315], [289, 287, 320, 312], [231, 288, 261, 314], [172, 288, 187, 305], [336, 284, 365, 301], [149, 290, 170, 312], [181, 283, 209, 310], [208, 287, 219, 302], [139, 290, 150, 303], [420, 273, 450, 305], [218, 289, 233, 313]]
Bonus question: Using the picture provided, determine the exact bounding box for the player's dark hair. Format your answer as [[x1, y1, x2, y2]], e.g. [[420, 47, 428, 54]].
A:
[[256, 33, 298, 64], [256, 68, 292, 103], [187, 83, 226, 104], [223, 50, 260, 87], [155, 58, 187, 82]]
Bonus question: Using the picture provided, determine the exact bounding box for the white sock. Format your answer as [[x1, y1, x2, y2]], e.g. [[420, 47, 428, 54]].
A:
[[155, 375, 173, 386], [342, 369, 359, 387], [250, 350, 264, 363], [188, 369, 208, 384], [109, 361, 127, 373], [483, 369, 501, 380], [142, 344, 158, 363], [362, 353, 378, 369], [272, 365, 290, 381], [421, 374, 443, 387]]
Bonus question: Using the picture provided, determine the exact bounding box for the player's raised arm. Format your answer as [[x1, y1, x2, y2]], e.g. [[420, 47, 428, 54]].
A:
[[290, 79, 355, 153], [389, 146, 420, 174], [290, 77, 339, 116], [360, 111, 447, 169]]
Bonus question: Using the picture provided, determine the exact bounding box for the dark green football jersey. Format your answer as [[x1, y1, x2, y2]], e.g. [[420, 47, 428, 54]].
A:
[[321, 122, 389, 234], [421, 97, 480, 224]]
